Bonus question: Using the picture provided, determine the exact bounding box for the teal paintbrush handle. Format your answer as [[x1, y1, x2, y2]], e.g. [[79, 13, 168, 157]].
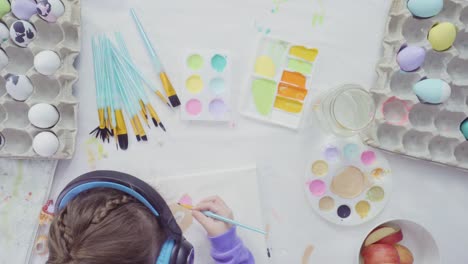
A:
[[202, 211, 266, 235]]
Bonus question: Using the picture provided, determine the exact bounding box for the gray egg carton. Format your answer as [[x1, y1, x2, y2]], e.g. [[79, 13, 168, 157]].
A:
[[362, 0, 468, 170], [0, 0, 80, 159]]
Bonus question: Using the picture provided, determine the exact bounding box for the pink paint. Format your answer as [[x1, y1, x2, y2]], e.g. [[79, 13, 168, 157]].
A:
[[178, 194, 193, 206], [185, 99, 202, 116], [308, 180, 326, 197], [361, 151, 377, 166]]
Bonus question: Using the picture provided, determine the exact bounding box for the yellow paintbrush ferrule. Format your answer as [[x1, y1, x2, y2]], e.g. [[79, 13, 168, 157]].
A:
[[160, 72, 177, 98], [139, 100, 149, 126], [98, 109, 106, 129], [155, 90, 170, 106], [115, 109, 127, 135], [147, 103, 161, 123], [129, 116, 138, 136], [133, 116, 146, 138], [178, 203, 194, 210], [107, 106, 114, 129]]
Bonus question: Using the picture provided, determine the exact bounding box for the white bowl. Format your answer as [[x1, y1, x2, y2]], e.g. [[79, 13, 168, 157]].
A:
[[357, 219, 440, 264]]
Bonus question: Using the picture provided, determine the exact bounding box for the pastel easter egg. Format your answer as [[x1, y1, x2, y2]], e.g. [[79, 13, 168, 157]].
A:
[[5, 74, 33, 101], [9, 20, 36, 47], [0, 0, 11, 19], [413, 79, 451, 104], [37, 0, 65, 23], [397, 45, 426, 72], [0, 22, 9, 44], [407, 0, 443, 18], [428, 22, 457, 52], [33, 131, 59, 157], [12, 0, 38, 20], [461, 118, 468, 140]]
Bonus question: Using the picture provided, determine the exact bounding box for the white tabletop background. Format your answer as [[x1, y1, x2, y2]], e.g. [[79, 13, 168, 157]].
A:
[[49, 0, 468, 263]]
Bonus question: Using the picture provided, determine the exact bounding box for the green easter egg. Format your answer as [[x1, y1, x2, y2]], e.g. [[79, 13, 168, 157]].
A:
[[0, 0, 10, 19]]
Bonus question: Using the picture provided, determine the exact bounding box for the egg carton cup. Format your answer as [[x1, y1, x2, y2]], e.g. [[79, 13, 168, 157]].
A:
[[0, 0, 80, 159], [361, 0, 468, 170]]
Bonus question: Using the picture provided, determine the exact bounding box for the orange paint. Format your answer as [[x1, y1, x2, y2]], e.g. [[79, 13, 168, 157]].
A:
[[274, 96, 303, 113], [278, 82, 308, 101], [281, 71, 306, 88]]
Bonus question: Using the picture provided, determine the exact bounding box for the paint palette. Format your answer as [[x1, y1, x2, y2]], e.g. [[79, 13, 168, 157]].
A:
[[241, 37, 319, 129], [180, 51, 231, 121], [304, 141, 392, 226]]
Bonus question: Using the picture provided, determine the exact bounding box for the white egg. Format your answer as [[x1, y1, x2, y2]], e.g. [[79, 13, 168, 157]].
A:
[[5, 74, 33, 101], [0, 22, 9, 44], [33, 131, 59, 157], [9, 20, 37, 47], [34, 50, 61, 75], [28, 103, 60, 128], [0, 48, 8, 70], [36, 0, 65, 23]]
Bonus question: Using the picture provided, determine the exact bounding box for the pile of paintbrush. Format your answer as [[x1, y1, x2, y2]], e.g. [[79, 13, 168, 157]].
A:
[[90, 33, 168, 150]]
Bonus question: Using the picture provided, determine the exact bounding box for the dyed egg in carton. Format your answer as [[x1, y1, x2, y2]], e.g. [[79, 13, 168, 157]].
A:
[[0, 0, 80, 159], [362, 0, 468, 170], [241, 37, 319, 130], [181, 51, 232, 121]]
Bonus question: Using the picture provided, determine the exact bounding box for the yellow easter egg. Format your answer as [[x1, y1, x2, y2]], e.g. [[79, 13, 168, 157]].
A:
[[428, 22, 457, 51]]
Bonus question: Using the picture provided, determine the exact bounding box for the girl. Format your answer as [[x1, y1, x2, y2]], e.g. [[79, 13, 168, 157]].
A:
[[47, 187, 255, 264]]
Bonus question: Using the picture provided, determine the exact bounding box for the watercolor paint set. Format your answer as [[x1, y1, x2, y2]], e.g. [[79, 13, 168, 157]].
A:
[[181, 51, 231, 121], [362, 0, 468, 171], [241, 36, 319, 129], [304, 141, 392, 226]]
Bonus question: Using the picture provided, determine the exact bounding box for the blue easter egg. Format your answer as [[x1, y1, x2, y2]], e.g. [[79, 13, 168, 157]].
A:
[[407, 0, 443, 18], [413, 79, 451, 104], [397, 46, 426, 72], [461, 118, 468, 140]]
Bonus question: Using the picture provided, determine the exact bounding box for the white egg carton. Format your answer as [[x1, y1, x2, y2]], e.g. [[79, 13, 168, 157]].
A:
[[0, 0, 80, 159], [362, 0, 468, 171]]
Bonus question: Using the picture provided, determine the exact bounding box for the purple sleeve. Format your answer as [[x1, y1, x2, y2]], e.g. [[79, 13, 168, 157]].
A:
[[208, 227, 255, 264]]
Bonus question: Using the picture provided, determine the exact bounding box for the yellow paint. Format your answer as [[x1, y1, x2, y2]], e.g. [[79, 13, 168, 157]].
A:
[[289, 46, 319, 62], [331, 166, 367, 199], [278, 82, 308, 101], [318, 196, 334, 211], [355, 200, 370, 219], [160, 72, 178, 97], [186, 75, 204, 94], [311, 160, 328, 176], [428, 22, 457, 51], [274, 96, 303, 113], [254, 55, 276, 78]]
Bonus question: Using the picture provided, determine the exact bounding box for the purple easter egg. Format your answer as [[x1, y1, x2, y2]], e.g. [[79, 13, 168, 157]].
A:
[[12, 0, 37, 20], [397, 45, 426, 72]]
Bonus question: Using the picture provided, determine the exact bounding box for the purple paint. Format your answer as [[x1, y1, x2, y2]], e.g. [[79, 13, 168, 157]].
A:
[[209, 99, 227, 119], [308, 180, 326, 197], [397, 45, 426, 72], [185, 99, 202, 116], [361, 151, 377, 166], [324, 146, 340, 162], [337, 205, 351, 218]]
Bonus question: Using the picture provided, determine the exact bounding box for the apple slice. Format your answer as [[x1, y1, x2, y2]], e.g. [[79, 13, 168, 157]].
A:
[[364, 225, 403, 246], [395, 244, 414, 264], [361, 244, 400, 264]]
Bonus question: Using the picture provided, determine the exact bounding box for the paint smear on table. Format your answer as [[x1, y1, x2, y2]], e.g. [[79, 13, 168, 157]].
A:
[[271, 208, 283, 223], [302, 244, 315, 264], [355, 200, 370, 219], [255, 55, 276, 78], [271, 0, 289, 13], [312, 0, 326, 27], [252, 79, 276, 116]]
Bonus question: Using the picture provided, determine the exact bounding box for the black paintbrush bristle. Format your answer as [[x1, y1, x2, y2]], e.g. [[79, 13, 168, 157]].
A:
[[152, 118, 158, 127], [136, 135, 141, 141], [159, 122, 166, 132], [141, 135, 148, 141], [169, 95, 181, 107], [118, 134, 128, 150]]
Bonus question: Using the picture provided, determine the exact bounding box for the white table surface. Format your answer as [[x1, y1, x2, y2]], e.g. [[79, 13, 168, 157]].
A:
[[50, 0, 468, 263]]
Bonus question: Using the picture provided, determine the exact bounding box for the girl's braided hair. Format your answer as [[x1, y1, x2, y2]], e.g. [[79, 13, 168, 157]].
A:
[[47, 188, 166, 264]]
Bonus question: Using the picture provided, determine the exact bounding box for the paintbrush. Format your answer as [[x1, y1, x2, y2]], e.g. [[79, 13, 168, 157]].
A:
[[130, 8, 181, 108], [178, 203, 266, 235], [114, 32, 166, 131]]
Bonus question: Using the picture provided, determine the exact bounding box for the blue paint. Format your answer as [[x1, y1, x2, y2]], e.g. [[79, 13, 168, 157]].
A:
[[211, 54, 227, 72], [343, 143, 359, 160], [209, 77, 225, 95]]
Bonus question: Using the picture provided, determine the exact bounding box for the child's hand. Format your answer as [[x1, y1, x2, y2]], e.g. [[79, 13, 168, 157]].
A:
[[192, 196, 233, 237]]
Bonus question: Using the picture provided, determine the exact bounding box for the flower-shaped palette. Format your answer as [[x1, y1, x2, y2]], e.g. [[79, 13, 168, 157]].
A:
[[304, 141, 392, 226]]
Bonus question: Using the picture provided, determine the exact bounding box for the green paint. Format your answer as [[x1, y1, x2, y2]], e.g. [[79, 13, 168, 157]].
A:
[[187, 54, 204, 70], [0, 0, 10, 19], [367, 186, 385, 202], [12, 161, 23, 197], [211, 54, 227, 72], [288, 59, 313, 75], [252, 79, 277, 116]]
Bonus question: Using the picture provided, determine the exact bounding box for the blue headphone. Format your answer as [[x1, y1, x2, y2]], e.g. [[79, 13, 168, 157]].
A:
[[55, 170, 194, 264]]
